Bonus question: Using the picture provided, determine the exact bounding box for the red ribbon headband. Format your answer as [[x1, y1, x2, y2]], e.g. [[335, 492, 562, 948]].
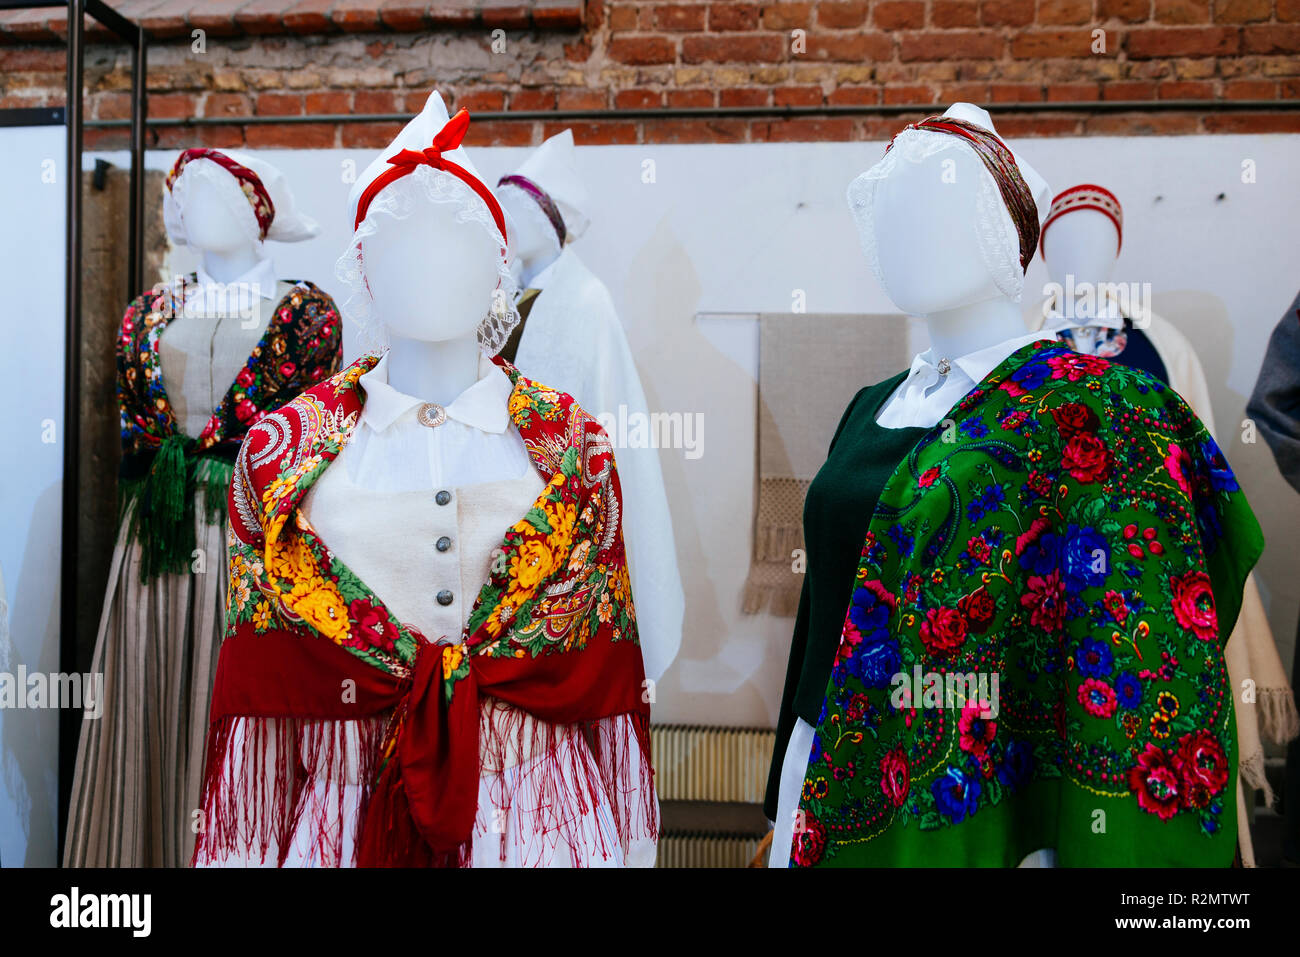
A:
[[1039, 184, 1123, 257], [886, 116, 1041, 273], [166, 148, 276, 241], [352, 108, 509, 252]]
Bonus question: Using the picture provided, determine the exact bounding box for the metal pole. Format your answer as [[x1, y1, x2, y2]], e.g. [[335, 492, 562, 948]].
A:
[[57, 0, 84, 863], [127, 22, 146, 297]]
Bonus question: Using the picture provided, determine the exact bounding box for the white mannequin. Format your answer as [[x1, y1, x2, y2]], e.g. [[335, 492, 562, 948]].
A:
[[361, 198, 500, 405], [159, 174, 285, 437], [497, 188, 559, 289], [1041, 208, 1123, 328]]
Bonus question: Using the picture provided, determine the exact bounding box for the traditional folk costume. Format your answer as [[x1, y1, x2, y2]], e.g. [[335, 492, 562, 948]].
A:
[[192, 93, 657, 868], [65, 150, 339, 868], [496, 132, 684, 682], [1034, 185, 1298, 866]]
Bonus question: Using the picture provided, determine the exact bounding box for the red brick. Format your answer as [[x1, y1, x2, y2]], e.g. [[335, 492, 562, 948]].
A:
[[341, 120, 405, 147], [667, 88, 716, 107], [1157, 80, 1214, 97], [653, 4, 706, 31], [995, 115, 1082, 136], [940, 81, 993, 101], [682, 33, 785, 62], [148, 92, 199, 120], [479, 3, 533, 29], [709, 3, 760, 29], [818, 1, 870, 28], [828, 85, 882, 104], [306, 90, 352, 113], [883, 84, 936, 103], [1102, 80, 1158, 98], [255, 92, 306, 116], [608, 5, 641, 30], [1154, 0, 1210, 23], [530, 0, 584, 29], [1243, 25, 1300, 53], [1214, 0, 1271, 19], [1039, 0, 1093, 24], [511, 89, 557, 110], [644, 118, 748, 142], [1223, 78, 1277, 98], [902, 30, 1004, 60], [331, 0, 386, 32], [234, 0, 295, 35], [720, 87, 770, 106], [557, 88, 607, 110], [1010, 29, 1102, 58], [1203, 112, 1300, 133], [189, 0, 256, 36], [138, 0, 200, 38], [757, 116, 856, 141], [1281, 0, 1300, 21], [546, 120, 639, 144], [379, 1, 432, 30], [616, 89, 664, 109], [773, 85, 824, 106], [454, 90, 508, 111], [463, 120, 537, 147], [0, 47, 67, 72], [1126, 26, 1240, 57], [933, 1, 980, 28], [246, 122, 335, 148], [1097, 0, 1151, 19], [1046, 81, 1102, 100], [354, 89, 401, 113], [760, 3, 813, 30], [95, 91, 133, 121], [805, 32, 893, 60], [874, 1, 925, 29], [281, 0, 340, 34], [990, 82, 1046, 101], [609, 35, 678, 64], [204, 93, 253, 117]]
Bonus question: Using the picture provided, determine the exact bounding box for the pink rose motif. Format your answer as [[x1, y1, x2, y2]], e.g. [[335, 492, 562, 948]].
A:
[[1077, 677, 1118, 718], [235, 367, 255, 388], [349, 596, 395, 652], [1164, 441, 1193, 497], [1020, 569, 1066, 633], [879, 746, 910, 807], [1169, 571, 1217, 641], [920, 606, 968, 657], [1061, 431, 1112, 484], [279, 360, 297, 379], [1128, 744, 1183, 821], [791, 812, 827, 867], [1049, 353, 1109, 381], [1176, 730, 1228, 804], [234, 399, 258, 422], [918, 466, 941, 489]]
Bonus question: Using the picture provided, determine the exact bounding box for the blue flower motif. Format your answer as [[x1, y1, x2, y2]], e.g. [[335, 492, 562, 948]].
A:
[[887, 524, 915, 559], [1009, 360, 1052, 393], [998, 739, 1034, 792], [1061, 523, 1109, 593], [849, 639, 902, 690], [1115, 671, 1143, 709], [966, 484, 1005, 523], [1075, 637, 1114, 679], [961, 418, 990, 439], [1018, 530, 1060, 576], [931, 767, 981, 823]]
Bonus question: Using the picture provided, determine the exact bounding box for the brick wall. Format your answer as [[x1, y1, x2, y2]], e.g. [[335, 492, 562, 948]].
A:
[[1, 1, 1298, 147]]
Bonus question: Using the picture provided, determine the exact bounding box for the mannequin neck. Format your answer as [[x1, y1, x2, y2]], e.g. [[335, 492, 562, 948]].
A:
[[923, 297, 1027, 361], [384, 333, 482, 407], [518, 243, 561, 288], [200, 244, 265, 284]]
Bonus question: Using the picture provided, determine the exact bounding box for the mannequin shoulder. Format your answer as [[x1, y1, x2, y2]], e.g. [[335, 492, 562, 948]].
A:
[[237, 361, 369, 477]]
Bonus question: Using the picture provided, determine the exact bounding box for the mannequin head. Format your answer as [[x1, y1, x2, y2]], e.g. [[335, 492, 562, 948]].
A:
[[361, 193, 502, 345], [1042, 208, 1120, 290], [177, 174, 258, 256], [498, 184, 560, 279], [871, 146, 1003, 316]]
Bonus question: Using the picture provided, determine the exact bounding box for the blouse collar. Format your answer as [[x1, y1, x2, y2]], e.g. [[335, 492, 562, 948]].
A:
[[909, 330, 1056, 386], [358, 351, 513, 435], [191, 256, 278, 300]]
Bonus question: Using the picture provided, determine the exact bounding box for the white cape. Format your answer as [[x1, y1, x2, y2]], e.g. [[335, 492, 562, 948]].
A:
[[514, 246, 684, 682]]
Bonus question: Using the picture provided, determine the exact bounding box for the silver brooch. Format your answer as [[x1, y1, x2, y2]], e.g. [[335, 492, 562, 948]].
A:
[[417, 403, 447, 428], [936, 358, 952, 376]]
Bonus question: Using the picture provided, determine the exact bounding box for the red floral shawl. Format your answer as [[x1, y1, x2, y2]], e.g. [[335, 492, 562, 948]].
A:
[[193, 355, 655, 867]]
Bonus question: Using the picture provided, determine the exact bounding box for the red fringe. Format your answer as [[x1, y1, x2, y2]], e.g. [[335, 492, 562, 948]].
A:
[[191, 706, 658, 868]]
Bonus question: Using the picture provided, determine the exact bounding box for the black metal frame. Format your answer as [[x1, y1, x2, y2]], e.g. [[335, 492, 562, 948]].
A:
[[0, 0, 148, 860]]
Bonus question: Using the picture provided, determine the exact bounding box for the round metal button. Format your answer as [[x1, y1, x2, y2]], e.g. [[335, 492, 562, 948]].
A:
[[435, 490, 451, 506], [436, 589, 454, 606], [436, 536, 452, 552]]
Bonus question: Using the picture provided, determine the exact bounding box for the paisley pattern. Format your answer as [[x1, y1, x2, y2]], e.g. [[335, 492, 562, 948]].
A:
[[793, 339, 1261, 868]]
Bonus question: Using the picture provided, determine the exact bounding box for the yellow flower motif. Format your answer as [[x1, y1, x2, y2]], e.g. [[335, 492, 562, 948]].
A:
[[252, 601, 272, 633], [597, 595, 613, 624], [289, 580, 349, 641], [232, 578, 251, 611], [510, 539, 555, 591], [567, 539, 592, 572], [442, 644, 464, 680], [508, 392, 530, 419]]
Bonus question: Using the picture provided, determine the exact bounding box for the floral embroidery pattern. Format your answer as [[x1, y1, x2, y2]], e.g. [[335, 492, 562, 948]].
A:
[[224, 356, 638, 696], [794, 340, 1259, 867]]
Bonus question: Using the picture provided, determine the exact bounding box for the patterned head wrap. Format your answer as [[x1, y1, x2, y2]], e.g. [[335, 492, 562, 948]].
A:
[[885, 115, 1041, 272], [1040, 184, 1124, 257], [166, 148, 276, 242], [497, 174, 567, 247]]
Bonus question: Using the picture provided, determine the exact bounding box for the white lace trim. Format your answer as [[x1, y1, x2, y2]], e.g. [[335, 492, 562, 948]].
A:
[[499, 182, 565, 261], [334, 165, 520, 356], [163, 157, 265, 249], [846, 128, 1025, 305]]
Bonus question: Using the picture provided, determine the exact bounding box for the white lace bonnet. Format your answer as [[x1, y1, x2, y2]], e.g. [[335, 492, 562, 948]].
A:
[[336, 90, 519, 356], [496, 128, 592, 254], [847, 103, 1052, 304], [163, 148, 320, 247]]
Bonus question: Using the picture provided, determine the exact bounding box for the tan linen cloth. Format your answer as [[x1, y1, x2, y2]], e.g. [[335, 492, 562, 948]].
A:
[[64, 495, 227, 867], [743, 313, 908, 616]]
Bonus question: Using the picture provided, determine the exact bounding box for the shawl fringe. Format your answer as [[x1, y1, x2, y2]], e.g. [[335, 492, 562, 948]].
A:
[[119, 448, 235, 582]]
